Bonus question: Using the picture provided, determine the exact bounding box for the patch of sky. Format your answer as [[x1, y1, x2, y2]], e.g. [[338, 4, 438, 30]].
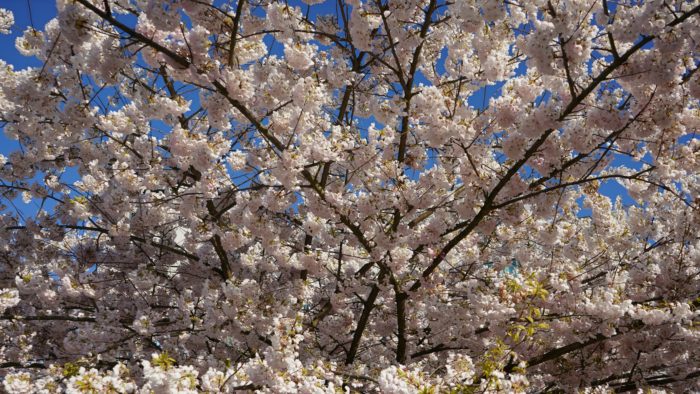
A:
[[484, 258, 520, 277], [575, 195, 592, 218], [600, 178, 635, 206]]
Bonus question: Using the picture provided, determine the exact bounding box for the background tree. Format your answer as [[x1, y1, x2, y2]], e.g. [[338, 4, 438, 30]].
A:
[[0, 0, 699, 392]]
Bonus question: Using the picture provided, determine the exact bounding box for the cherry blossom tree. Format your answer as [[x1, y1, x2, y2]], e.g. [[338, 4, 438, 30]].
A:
[[1, 0, 699, 392]]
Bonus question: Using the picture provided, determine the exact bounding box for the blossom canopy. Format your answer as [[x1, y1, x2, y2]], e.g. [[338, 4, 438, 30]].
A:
[[0, 0, 699, 392]]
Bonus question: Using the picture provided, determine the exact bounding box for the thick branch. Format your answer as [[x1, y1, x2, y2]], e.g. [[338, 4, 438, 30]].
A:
[[345, 273, 384, 365]]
